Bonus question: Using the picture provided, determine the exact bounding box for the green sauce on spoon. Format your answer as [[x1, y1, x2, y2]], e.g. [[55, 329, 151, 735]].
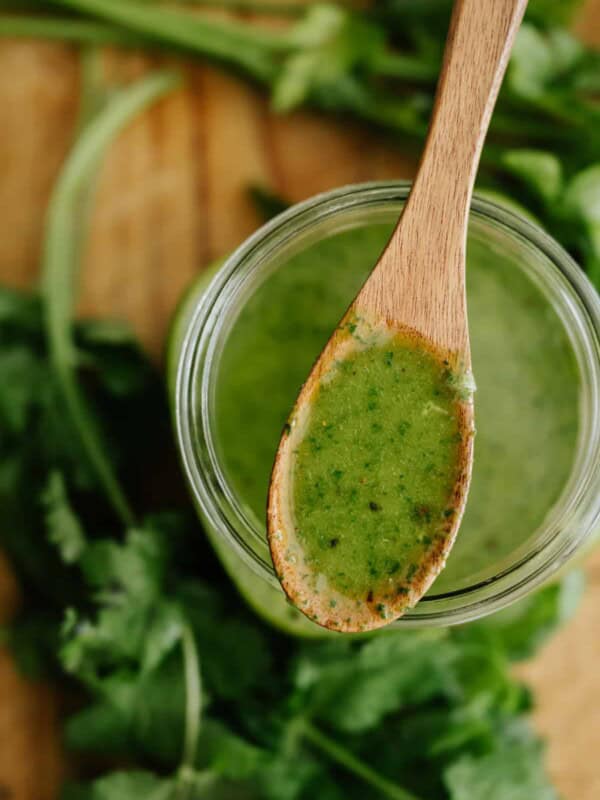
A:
[[289, 324, 472, 625], [268, 314, 474, 632]]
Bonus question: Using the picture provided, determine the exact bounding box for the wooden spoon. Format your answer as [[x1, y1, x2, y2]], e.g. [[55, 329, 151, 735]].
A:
[[268, 0, 528, 632]]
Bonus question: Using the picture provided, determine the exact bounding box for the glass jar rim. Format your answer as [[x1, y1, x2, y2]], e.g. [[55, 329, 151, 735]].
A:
[[175, 181, 600, 627]]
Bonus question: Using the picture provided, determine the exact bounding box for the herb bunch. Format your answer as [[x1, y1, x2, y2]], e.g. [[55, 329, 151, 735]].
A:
[[1, 257, 584, 800], [0, 2, 596, 799], [2, 0, 600, 283]]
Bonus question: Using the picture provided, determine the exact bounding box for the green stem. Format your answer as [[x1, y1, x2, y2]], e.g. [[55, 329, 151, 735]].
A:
[[76, 46, 108, 132], [48, 0, 285, 79], [180, 624, 202, 772], [0, 0, 48, 9], [373, 51, 438, 83], [43, 70, 180, 527], [0, 14, 144, 45], [149, 0, 363, 12], [300, 720, 423, 800], [152, 0, 305, 15], [353, 93, 428, 142]]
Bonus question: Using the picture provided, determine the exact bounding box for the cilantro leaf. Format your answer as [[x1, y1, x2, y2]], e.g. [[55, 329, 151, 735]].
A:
[[1, 614, 60, 680], [295, 631, 456, 732], [59, 523, 180, 684], [456, 572, 586, 662], [43, 471, 87, 564], [63, 770, 176, 800], [77, 317, 157, 397], [444, 722, 558, 800], [527, 0, 584, 27], [198, 720, 268, 780], [259, 755, 322, 800], [565, 164, 600, 260], [65, 653, 189, 764], [501, 149, 563, 205], [80, 527, 168, 602], [0, 285, 44, 334], [273, 5, 386, 112], [0, 347, 46, 434], [141, 601, 185, 674], [176, 580, 272, 702], [65, 701, 133, 755], [508, 25, 584, 100]]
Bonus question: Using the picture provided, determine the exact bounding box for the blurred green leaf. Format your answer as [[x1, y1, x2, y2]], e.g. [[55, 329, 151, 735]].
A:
[[43, 471, 87, 564], [565, 164, 600, 257], [444, 722, 558, 800], [501, 149, 563, 204]]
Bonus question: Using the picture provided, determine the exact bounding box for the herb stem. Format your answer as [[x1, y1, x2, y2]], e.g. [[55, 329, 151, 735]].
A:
[[0, 14, 144, 46], [75, 46, 107, 133], [43, 70, 179, 527], [180, 623, 202, 772], [48, 0, 284, 79], [373, 51, 438, 83], [157, 0, 306, 15], [153, 0, 363, 12], [300, 720, 423, 800]]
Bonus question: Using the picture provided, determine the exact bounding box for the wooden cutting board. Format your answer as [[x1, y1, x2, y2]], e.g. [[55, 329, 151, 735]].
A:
[[0, 3, 599, 798]]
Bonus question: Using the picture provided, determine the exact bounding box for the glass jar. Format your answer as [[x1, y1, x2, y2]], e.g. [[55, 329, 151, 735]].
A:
[[171, 182, 600, 636]]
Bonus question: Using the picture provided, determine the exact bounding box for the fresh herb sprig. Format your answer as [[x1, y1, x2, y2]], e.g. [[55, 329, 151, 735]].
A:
[[43, 70, 180, 526], [2, 0, 596, 149], [2, 0, 600, 279]]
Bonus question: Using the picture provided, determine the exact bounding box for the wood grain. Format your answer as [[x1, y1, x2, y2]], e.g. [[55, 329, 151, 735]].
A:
[[0, 2, 598, 797], [0, 42, 79, 289], [0, 554, 64, 800], [517, 573, 600, 800], [364, 0, 526, 356]]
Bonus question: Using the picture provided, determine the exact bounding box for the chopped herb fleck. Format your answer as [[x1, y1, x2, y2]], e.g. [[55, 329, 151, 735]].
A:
[[411, 504, 432, 524]]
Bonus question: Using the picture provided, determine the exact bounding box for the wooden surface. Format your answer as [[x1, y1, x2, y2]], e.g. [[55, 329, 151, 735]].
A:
[[0, 2, 599, 798]]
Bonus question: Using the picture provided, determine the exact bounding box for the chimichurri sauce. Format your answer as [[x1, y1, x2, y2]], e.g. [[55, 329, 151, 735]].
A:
[[215, 225, 579, 593]]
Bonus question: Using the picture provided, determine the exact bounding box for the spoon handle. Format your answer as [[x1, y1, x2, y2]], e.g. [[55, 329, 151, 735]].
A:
[[409, 0, 528, 230], [360, 0, 527, 355]]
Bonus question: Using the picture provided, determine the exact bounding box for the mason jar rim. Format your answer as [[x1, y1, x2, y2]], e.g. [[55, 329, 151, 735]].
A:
[[175, 181, 600, 628]]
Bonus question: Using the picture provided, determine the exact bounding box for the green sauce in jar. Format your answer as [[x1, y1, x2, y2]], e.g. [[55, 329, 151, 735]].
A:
[[215, 223, 579, 592]]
